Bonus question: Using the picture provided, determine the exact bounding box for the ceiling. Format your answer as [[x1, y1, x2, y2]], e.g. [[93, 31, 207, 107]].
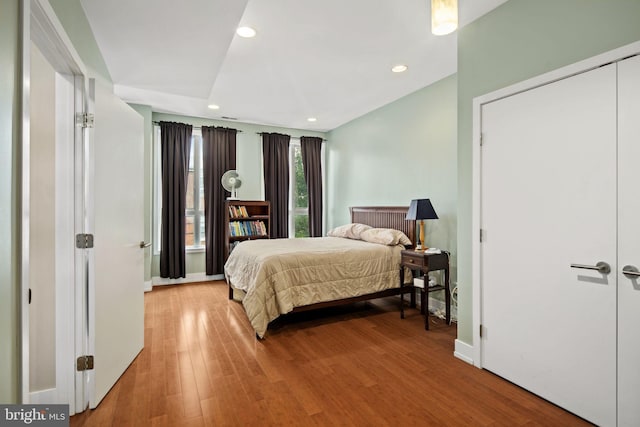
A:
[[80, 0, 508, 132]]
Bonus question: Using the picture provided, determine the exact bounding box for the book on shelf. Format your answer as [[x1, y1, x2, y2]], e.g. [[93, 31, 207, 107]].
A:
[[228, 220, 267, 237], [228, 205, 250, 218]]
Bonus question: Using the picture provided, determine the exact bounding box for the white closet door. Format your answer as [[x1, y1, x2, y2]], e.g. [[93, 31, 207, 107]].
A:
[[618, 54, 640, 427], [480, 64, 617, 426]]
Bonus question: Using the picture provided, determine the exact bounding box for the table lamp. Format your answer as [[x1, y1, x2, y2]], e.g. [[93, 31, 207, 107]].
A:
[[405, 199, 438, 250]]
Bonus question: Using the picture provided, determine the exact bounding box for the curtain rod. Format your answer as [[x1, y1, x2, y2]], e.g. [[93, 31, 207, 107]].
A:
[[152, 122, 325, 140], [153, 121, 242, 132], [256, 132, 327, 142]]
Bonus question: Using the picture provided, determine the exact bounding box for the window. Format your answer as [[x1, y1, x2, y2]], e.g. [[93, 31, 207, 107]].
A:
[[186, 131, 205, 249], [154, 127, 205, 252], [289, 139, 309, 237]]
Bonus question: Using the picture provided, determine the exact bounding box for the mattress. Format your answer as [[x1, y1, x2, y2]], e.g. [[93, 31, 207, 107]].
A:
[[224, 236, 406, 337]]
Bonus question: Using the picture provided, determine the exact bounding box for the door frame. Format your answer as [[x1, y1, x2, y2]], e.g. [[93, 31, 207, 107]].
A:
[[21, 0, 88, 413], [470, 39, 640, 367]]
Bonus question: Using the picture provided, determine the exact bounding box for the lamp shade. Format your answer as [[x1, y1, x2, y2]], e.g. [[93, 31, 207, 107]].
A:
[[405, 199, 438, 220]]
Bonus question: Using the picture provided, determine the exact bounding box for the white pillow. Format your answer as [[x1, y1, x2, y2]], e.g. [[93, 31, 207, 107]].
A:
[[360, 228, 412, 246], [327, 223, 372, 240]]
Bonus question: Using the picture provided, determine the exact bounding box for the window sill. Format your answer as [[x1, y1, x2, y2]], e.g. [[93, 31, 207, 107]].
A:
[[153, 247, 204, 256], [186, 247, 205, 254]]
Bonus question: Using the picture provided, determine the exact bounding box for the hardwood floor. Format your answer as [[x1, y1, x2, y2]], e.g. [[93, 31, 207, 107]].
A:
[[70, 281, 590, 426]]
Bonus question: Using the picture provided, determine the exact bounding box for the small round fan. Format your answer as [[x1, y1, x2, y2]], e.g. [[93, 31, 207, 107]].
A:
[[221, 170, 242, 199]]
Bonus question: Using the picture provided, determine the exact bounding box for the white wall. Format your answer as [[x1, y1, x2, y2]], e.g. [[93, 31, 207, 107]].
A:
[[29, 43, 57, 391], [0, 0, 21, 404]]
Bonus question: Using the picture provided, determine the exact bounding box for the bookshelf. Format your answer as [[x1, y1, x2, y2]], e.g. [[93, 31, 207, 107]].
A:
[[224, 200, 271, 262]]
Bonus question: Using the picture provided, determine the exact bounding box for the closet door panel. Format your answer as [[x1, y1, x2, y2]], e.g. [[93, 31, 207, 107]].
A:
[[480, 64, 617, 426], [617, 54, 640, 427]]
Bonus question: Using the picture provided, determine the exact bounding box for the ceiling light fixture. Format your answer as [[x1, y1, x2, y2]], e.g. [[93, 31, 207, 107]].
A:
[[391, 65, 408, 73], [307, 117, 317, 122], [431, 0, 458, 36], [207, 104, 220, 110], [236, 26, 257, 38]]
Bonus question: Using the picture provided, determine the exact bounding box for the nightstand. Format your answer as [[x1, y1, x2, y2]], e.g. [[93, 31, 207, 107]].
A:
[[400, 250, 451, 330]]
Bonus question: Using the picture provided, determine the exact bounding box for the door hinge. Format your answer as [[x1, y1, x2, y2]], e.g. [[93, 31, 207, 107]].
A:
[[76, 233, 94, 249], [76, 355, 94, 371], [480, 229, 484, 243], [76, 112, 95, 128], [480, 133, 484, 146], [480, 324, 484, 338]]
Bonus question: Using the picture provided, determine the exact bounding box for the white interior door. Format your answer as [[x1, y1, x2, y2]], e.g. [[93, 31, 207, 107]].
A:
[[480, 64, 617, 426], [88, 78, 145, 408], [617, 54, 640, 426]]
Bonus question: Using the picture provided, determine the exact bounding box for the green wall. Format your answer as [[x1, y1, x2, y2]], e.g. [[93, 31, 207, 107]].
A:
[[457, 0, 640, 345], [150, 112, 326, 278], [327, 74, 458, 276], [48, 0, 112, 84], [0, 0, 21, 404]]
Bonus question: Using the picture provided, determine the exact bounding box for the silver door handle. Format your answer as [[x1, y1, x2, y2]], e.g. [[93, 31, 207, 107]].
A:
[[622, 265, 640, 278], [570, 261, 611, 275], [139, 241, 151, 249]]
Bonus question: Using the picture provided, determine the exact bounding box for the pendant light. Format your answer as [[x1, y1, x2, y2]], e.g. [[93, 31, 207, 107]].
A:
[[431, 0, 458, 36]]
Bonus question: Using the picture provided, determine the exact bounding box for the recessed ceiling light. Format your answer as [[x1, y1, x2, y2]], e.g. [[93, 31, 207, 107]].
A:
[[207, 104, 220, 110], [236, 26, 257, 38], [391, 65, 408, 73], [307, 117, 317, 122]]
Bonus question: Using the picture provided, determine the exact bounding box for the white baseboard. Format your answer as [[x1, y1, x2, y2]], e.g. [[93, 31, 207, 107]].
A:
[[29, 388, 57, 404], [454, 339, 475, 365], [425, 295, 458, 321], [398, 292, 458, 321], [144, 280, 152, 292], [151, 272, 224, 288]]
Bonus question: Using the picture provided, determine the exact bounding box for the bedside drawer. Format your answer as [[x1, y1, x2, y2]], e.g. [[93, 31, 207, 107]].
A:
[[401, 252, 426, 268], [425, 253, 448, 270]]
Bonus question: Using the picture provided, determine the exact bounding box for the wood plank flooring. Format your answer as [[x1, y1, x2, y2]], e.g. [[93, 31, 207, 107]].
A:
[[70, 281, 590, 426]]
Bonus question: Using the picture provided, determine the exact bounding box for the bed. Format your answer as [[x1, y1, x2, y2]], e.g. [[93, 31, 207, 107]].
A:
[[224, 206, 416, 338]]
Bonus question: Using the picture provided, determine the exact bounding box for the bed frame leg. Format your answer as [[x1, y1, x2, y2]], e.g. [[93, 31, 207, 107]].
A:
[[228, 284, 233, 300]]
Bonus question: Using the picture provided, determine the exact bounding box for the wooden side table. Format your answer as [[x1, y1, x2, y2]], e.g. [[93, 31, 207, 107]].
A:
[[400, 250, 451, 330]]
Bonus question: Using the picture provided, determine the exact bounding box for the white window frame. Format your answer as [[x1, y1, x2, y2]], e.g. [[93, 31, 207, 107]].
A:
[[153, 126, 205, 254], [187, 130, 205, 251], [153, 125, 161, 254], [288, 138, 325, 237]]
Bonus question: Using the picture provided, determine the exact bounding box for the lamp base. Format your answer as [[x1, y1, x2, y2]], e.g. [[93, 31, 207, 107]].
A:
[[418, 220, 425, 251]]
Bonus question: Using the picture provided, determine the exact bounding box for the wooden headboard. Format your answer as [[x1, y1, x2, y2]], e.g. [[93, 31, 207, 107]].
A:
[[350, 206, 416, 247]]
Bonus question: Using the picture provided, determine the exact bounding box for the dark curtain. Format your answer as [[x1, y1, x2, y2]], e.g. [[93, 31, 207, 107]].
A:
[[301, 136, 323, 237], [262, 133, 290, 238], [160, 121, 192, 278], [202, 126, 237, 275]]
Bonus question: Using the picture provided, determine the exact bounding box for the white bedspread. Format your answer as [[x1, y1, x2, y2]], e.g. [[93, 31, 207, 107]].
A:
[[224, 236, 406, 337]]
